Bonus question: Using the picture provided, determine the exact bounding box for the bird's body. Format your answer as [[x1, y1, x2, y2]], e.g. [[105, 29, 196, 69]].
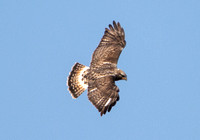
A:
[[67, 21, 127, 116]]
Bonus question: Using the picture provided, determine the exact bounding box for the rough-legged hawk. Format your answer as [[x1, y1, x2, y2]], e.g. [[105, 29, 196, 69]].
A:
[[67, 21, 127, 116]]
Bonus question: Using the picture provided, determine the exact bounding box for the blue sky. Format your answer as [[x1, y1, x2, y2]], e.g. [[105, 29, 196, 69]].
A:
[[0, 0, 200, 139]]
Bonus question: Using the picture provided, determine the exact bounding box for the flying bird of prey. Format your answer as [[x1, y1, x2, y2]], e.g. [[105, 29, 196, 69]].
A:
[[67, 21, 127, 116]]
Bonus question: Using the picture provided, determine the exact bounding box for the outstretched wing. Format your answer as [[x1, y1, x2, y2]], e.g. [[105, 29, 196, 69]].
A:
[[90, 21, 126, 68], [87, 76, 120, 116]]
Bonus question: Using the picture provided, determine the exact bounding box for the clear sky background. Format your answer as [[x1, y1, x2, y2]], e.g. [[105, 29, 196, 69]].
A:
[[0, 0, 200, 140]]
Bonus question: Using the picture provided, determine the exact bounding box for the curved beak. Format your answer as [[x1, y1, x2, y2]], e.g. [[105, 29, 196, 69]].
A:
[[122, 75, 127, 81]]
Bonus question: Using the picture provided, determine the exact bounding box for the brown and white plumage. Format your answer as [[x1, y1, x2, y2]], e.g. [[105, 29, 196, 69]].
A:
[[90, 21, 126, 68], [67, 21, 127, 116]]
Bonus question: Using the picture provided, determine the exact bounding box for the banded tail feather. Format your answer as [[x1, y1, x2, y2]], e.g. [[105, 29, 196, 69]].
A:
[[67, 63, 89, 98]]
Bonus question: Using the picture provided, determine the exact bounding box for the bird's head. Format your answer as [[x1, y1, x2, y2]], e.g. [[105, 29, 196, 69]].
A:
[[115, 69, 127, 81]]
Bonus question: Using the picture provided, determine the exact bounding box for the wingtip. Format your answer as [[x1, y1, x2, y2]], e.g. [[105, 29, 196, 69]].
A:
[[113, 20, 116, 25], [108, 24, 114, 31], [100, 110, 106, 116]]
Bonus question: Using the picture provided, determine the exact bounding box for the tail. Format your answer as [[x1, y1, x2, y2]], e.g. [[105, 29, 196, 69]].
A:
[[67, 63, 89, 99]]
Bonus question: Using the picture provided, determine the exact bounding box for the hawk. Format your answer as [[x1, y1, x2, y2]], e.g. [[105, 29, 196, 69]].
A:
[[67, 21, 127, 116]]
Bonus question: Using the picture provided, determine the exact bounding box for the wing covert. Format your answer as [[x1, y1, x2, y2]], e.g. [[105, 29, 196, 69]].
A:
[[90, 21, 126, 69], [87, 76, 120, 116]]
